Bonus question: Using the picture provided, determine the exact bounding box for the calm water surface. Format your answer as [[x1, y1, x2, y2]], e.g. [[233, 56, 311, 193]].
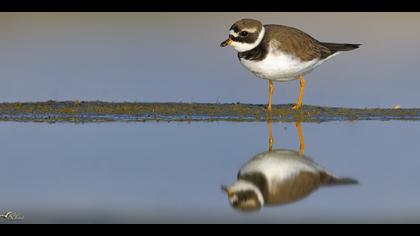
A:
[[0, 121, 419, 223]]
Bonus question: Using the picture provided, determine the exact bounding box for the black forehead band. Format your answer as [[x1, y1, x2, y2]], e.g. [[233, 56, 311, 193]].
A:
[[230, 25, 239, 32]]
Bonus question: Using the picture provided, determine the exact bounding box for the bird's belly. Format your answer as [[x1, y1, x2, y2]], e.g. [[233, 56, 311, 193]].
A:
[[240, 53, 320, 82], [239, 154, 318, 189]]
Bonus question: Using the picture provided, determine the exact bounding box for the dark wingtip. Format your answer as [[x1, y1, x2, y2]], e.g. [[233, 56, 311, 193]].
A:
[[333, 177, 359, 186], [338, 177, 359, 185], [353, 43, 362, 48], [321, 42, 362, 51], [343, 43, 362, 50], [323, 176, 359, 186]]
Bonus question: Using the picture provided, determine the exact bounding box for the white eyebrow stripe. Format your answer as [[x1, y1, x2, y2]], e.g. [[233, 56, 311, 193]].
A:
[[229, 30, 238, 37], [242, 27, 258, 33]]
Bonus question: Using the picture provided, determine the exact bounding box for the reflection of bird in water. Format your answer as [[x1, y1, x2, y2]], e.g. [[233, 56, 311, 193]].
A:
[[222, 120, 358, 212]]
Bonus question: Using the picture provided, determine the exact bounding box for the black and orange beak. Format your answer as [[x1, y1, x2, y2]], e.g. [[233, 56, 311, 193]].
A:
[[220, 36, 233, 47], [221, 185, 234, 197]]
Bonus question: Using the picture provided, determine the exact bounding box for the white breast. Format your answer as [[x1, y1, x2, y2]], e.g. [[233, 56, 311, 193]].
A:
[[240, 51, 320, 81], [239, 150, 323, 189]]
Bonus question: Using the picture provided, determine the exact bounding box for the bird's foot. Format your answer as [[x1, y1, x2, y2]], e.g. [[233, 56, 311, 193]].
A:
[[292, 104, 302, 110]]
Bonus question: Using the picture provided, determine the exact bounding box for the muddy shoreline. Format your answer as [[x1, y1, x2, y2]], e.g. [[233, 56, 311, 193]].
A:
[[0, 101, 418, 123]]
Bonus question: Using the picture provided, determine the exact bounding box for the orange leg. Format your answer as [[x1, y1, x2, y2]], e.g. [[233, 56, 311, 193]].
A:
[[268, 117, 274, 152], [292, 75, 306, 110], [295, 121, 305, 155], [267, 80, 274, 113]]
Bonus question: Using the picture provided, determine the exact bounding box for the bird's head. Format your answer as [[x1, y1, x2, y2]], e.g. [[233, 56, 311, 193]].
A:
[[221, 180, 264, 212], [220, 18, 265, 52]]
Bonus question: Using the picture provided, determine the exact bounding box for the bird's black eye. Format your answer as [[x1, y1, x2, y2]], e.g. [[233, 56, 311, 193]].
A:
[[240, 31, 248, 37]]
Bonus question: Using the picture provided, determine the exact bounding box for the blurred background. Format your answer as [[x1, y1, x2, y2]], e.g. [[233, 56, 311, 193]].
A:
[[0, 12, 419, 108]]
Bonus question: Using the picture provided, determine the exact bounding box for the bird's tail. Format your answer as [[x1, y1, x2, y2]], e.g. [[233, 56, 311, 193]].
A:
[[323, 176, 359, 186], [321, 42, 361, 52]]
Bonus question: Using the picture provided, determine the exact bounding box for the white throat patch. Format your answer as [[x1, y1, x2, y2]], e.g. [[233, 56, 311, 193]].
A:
[[230, 27, 265, 53]]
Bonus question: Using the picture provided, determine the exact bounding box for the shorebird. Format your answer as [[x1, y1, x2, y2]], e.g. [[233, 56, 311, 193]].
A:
[[220, 18, 360, 112], [222, 119, 358, 212]]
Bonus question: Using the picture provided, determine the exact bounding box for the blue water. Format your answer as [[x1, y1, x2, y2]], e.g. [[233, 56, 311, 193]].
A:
[[1, 121, 420, 223]]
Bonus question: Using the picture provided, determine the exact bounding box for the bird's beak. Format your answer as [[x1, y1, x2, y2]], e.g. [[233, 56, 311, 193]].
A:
[[220, 37, 233, 47], [221, 185, 234, 197]]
